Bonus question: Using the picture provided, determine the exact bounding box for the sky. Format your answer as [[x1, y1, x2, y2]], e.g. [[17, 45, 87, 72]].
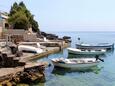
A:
[[0, 0, 115, 32]]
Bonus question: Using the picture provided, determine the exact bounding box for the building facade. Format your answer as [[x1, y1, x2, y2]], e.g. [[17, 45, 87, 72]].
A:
[[0, 11, 39, 42], [0, 11, 9, 37]]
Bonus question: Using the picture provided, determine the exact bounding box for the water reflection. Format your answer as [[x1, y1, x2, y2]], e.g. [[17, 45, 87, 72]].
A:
[[17, 82, 45, 86], [105, 49, 114, 56], [68, 54, 96, 58], [52, 66, 103, 75]]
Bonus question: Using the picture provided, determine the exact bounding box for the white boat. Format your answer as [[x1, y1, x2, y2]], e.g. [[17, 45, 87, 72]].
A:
[[67, 48, 106, 55], [18, 45, 43, 54], [19, 42, 46, 49], [51, 58, 100, 70], [76, 43, 114, 50]]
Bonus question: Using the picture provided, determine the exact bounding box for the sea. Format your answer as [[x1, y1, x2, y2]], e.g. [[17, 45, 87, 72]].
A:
[[34, 31, 115, 86]]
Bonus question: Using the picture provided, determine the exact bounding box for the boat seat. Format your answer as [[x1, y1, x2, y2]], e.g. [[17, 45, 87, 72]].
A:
[[78, 60, 85, 63], [87, 60, 93, 63], [69, 59, 85, 64], [58, 60, 65, 63]]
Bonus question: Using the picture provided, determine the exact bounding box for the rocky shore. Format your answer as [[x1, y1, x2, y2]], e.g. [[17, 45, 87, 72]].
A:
[[0, 31, 71, 85]]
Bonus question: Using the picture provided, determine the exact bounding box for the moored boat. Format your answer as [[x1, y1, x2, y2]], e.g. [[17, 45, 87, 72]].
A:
[[67, 48, 106, 55], [18, 45, 44, 54], [51, 58, 100, 70], [76, 43, 114, 50]]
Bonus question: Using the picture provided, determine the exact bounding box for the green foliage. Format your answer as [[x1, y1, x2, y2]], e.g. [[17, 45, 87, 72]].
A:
[[9, 2, 18, 16], [31, 19, 39, 32], [8, 1, 39, 32]]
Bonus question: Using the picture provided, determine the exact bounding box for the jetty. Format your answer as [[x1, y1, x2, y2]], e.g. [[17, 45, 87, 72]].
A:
[[20, 41, 70, 62]]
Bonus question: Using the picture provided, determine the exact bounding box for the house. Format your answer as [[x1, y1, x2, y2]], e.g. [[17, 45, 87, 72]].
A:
[[0, 11, 9, 37]]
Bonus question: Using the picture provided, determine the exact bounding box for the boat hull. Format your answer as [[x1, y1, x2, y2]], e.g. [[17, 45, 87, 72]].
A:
[[52, 61, 99, 70], [67, 48, 106, 55], [18, 45, 43, 53], [51, 58, 100, 70], [76, 43, 114, 50]]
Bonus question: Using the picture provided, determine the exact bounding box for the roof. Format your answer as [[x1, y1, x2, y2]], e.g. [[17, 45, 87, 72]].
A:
[[0, 11, 8, 19]]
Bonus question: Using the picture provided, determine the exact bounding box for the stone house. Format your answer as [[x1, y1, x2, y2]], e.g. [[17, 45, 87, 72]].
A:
[[0, 11, 9, 37]]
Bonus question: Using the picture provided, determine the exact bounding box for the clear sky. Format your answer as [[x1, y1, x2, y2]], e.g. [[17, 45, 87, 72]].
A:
[[0, 0, 115, 32]]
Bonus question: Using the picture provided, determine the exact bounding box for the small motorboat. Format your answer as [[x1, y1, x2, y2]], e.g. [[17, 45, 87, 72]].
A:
[[76, 43, 114, 50], [51, 57, 100, 70], [18, 45, 43, 54], [67, 48, 106, 55]]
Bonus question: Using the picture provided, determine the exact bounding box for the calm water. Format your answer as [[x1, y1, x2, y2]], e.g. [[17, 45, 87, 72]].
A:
[[35, 32, 115, 86]]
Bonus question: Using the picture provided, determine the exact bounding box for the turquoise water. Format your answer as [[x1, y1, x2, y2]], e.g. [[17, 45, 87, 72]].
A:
[[36, 32, 115, 86]]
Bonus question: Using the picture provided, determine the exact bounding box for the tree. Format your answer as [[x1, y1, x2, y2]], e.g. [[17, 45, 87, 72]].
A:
[[8, 1, 40, 32], [31, 19, 39, 32], [9, 2, 18, 16], [19, 1, 26, 9]]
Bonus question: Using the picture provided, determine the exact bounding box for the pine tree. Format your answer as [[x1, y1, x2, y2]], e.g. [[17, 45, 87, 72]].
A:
[[8, 1, 39, 32]]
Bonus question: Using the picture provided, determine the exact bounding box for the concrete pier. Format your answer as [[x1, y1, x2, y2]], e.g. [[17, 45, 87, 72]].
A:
[[20, 42, 70, 62]]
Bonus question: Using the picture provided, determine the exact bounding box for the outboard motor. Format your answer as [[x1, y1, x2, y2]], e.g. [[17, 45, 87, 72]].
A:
[[95, 55, 104, 62]]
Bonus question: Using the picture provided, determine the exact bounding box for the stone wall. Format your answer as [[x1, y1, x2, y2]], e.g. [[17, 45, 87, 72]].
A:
[[23, 33, 37, 42], [0, 27, 2, 37]]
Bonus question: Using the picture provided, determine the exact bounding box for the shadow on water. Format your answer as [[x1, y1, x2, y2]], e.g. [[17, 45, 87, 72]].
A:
[[17, 81, 45, 86], [52, 66, 103, 75], [105, 49, 114, 56], [68, 53, 105, 58]]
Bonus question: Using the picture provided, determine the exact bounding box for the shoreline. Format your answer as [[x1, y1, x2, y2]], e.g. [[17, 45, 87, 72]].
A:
[[0, 40, 70, 85], [22, 42, 70, 62]]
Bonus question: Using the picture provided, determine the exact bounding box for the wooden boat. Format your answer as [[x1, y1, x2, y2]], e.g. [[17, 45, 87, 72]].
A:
[[18, 45, 43, 53], [51, 58, 100, 70], [76, 43, 114, 50], [67, 48, 106, 55]]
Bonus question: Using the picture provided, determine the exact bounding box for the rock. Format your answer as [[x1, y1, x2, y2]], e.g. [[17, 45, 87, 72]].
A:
[[63, 36, 71, 39]]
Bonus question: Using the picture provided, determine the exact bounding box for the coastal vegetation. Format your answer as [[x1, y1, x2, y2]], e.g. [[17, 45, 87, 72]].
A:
[[8, 1, 39, 32]]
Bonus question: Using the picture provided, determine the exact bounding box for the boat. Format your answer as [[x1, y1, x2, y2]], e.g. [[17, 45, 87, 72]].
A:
[[76, 43, 114, 50], [67, 48, 106, 55], [51, 58, 100, 70], [18, 45, 44, 53], [19, 42, 46, 49]]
